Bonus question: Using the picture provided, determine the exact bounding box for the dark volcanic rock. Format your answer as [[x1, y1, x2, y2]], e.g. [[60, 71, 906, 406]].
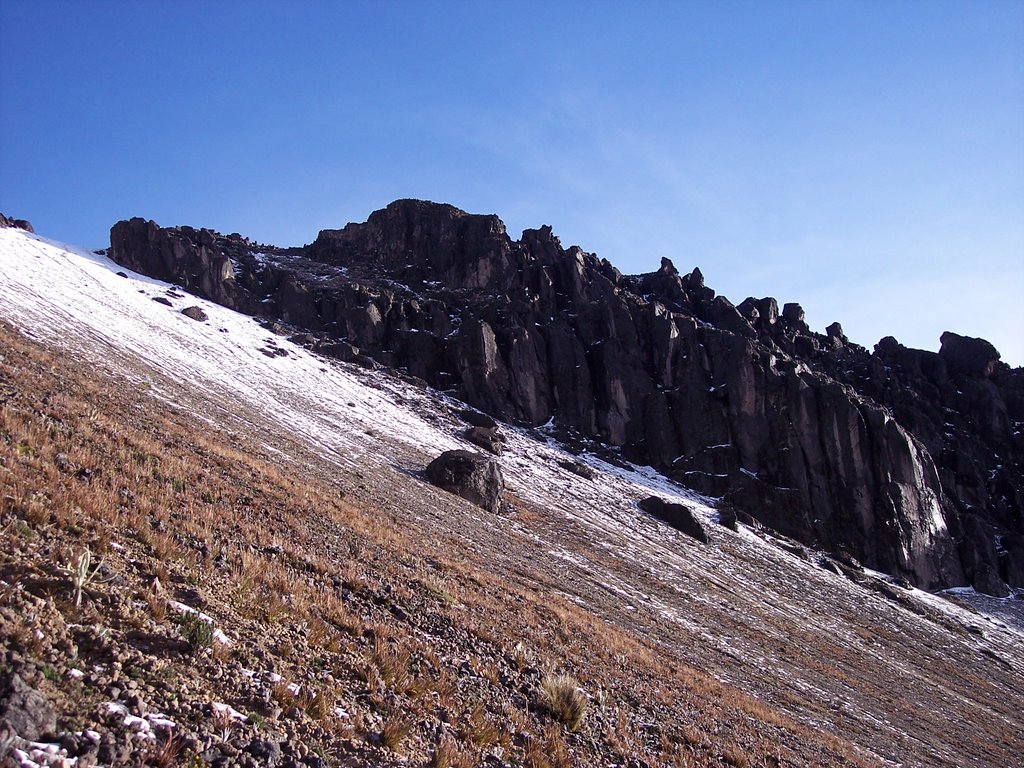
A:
[[782, 302, 807, 330], [1000, 534, 1024, 587], [0, 213, 34, 232], [109, 217, 264, 313], [717, 503, 738, 531], [106, 200, 1024, 594], [426, 450, 504, 513], [639, 496, 710, 544], [310, 199, 516, 290], [245, 739, 283, 767], [825, 321, 848, 347], [959, 513, 1010, 597]]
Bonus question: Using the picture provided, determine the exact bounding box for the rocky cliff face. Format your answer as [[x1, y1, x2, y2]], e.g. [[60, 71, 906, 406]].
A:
[[108, 200, 1024, 594]]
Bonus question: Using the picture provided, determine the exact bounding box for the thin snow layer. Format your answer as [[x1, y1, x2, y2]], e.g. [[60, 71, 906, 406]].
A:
[[0, 229, 463, 469], [3, 227, 1024, 766], [101, 702, 176, 742]]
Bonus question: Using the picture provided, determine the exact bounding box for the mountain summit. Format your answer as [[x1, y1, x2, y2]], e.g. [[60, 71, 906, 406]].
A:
[[102, 201, 1023, 596]]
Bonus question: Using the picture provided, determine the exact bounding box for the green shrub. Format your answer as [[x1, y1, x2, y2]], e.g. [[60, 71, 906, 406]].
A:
[[178, 612, 214, 654]]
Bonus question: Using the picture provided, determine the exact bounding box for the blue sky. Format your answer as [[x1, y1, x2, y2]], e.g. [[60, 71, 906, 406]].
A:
[[2, 0, 1022, 364]]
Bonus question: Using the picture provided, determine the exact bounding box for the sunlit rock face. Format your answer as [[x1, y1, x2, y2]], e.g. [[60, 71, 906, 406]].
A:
[[109, 200, 1023, 594]]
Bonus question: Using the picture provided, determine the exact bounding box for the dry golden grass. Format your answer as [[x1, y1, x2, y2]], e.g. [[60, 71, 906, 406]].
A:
[[722, 742, 750, 768], [371, 638, 414, 692], [143, 732, 186, 768], [430, 737, 474, 768], [523, 725, 572, 768], [379, 716, 413, 751], [302, 686, 336, 722], [458, 703, 505, 749], [540, 674, 587, 731], [271, 680, 297, 709]]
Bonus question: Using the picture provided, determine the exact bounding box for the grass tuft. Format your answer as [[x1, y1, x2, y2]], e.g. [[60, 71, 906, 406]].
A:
[[430, 737, 473, 768], [541, 674, 587, 731], [379, 716, 413, 751]]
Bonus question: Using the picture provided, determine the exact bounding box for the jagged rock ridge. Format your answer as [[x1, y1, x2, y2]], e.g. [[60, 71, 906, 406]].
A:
[[105, 200, 1024, 594]]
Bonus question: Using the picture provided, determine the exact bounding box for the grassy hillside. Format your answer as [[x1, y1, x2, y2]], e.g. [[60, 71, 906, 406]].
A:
[[0, 322, 883, 767]]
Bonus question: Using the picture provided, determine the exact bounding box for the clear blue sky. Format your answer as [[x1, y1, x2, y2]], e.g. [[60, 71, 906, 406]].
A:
[[2, 0, 1022, 364]]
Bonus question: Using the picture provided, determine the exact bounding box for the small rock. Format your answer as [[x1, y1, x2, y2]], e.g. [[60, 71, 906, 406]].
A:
[[557, 460, 594, 480], [246, 739, 283, 767]]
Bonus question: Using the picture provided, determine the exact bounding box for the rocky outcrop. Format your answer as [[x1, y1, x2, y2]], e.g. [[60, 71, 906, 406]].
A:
[[109, 218, 263, 313], [938, 332, 1001, 377], [0, 213, 34, 233], [107, 201, 1024, 594], [425, 450, 505, 513]]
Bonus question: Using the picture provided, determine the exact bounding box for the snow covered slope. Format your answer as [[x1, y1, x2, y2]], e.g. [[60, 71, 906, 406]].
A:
[[2, 225, 1023, 767]]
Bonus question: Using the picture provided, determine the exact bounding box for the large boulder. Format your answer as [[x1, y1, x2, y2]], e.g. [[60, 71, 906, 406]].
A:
[[181, 306, 208, 322], [459, 408, 497, 429], [638, 496, 710, 544], [426, 450, 504, 513]]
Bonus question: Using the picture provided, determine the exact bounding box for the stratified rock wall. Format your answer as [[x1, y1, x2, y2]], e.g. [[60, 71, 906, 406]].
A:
[[108, 200, 1023, 593]]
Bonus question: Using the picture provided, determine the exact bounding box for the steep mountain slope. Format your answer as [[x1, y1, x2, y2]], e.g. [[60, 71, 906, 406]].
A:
[[106, 201, 1024, 596], [1, 222, 1023, 766]]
